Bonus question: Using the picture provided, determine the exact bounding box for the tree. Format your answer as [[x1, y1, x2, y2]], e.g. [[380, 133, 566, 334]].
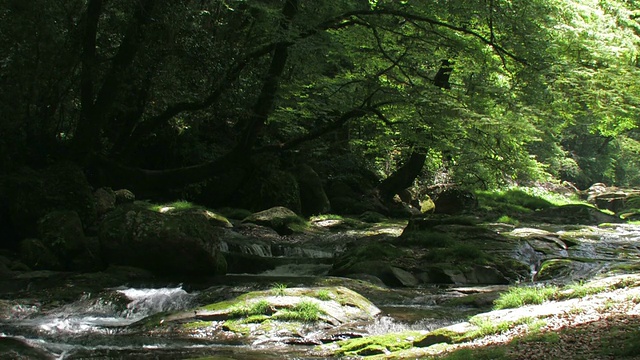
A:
[[2, 0, 640, 204]]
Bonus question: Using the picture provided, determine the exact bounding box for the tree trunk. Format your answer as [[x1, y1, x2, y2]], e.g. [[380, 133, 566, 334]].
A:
[[235, 0, 299, 151], [377, 150, 427, 201], [73, 0, 156, 163]]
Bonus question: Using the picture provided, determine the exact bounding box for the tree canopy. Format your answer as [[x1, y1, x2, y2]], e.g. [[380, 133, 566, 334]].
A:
[[1, 0, 639, 205]]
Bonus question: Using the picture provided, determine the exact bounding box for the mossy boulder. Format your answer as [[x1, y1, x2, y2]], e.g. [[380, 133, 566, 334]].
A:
[[242, 206, 306, 235], [131, 286, 381, 345], [99, 204, 226, 277]]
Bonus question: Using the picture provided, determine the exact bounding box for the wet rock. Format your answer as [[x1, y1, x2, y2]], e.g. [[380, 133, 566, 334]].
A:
[[390, 266, 419, 287], [132, 286, 381, 345], [534, 258, 603, 282], [0, 337, 56, 360]]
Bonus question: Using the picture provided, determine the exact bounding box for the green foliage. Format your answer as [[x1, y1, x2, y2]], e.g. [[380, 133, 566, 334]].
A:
[[270, 283, 288, 296], [229, 300, 271, 318], [476, 188, 555, 213], [334, 331, 421, 356], [494, 277, 640, 310], [3, 0, 640, 203], [273, 301, 321, 322], [314, 289, 332, 301], [493, 285, 559, 310], [466, 316, 541, 340], [496, 215, 519, 225]]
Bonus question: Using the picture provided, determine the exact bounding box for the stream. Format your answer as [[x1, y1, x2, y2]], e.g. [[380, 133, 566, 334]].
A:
[[1, 222, 639, 359]]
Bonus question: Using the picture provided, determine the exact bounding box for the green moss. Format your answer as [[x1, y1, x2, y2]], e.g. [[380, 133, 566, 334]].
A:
[[349, 242, 405, 261], [268, 214, 309, 232], [335, 331, 423, 356], [496, 215, 519, 225], [229, 300, 271, 318], [182, 320, 213, 330], [221, 319, 251, 336]]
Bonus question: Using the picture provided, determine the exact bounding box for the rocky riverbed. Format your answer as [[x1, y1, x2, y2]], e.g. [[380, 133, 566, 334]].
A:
[[1, 203, 640, 359]]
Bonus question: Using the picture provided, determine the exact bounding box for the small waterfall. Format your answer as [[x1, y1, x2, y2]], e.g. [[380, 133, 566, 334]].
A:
[[12, 287, 196, 336], [117, 287, 196, 319]]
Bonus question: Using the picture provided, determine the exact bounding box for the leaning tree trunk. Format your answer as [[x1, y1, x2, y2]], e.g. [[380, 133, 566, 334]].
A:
[[377, 150, 427, 201]]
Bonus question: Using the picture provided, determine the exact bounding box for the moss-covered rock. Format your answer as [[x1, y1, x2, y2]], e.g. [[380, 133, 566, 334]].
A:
[[242, 207, 307, 235], [130, 286, 381, 345], [99, 203, 225, 277]]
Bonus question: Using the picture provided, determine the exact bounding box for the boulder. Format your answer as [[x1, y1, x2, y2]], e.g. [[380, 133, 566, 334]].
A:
[[99, 204, 226, 277], [242, 206, 302, 235], [433, 189, 478, 215], [94, 187, 116, 216], [114, 189, 135, 204], [131, 286, 381, 346]]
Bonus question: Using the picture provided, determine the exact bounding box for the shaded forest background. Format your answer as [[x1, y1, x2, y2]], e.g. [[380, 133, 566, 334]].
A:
[[2, 0, 640, 213]]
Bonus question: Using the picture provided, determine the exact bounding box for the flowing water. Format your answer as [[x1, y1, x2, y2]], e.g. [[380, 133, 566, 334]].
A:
[[2, 223, 639, 359]]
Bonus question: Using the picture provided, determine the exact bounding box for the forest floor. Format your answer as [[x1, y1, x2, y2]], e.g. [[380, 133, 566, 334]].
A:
[[439, 274, 640, 360]]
